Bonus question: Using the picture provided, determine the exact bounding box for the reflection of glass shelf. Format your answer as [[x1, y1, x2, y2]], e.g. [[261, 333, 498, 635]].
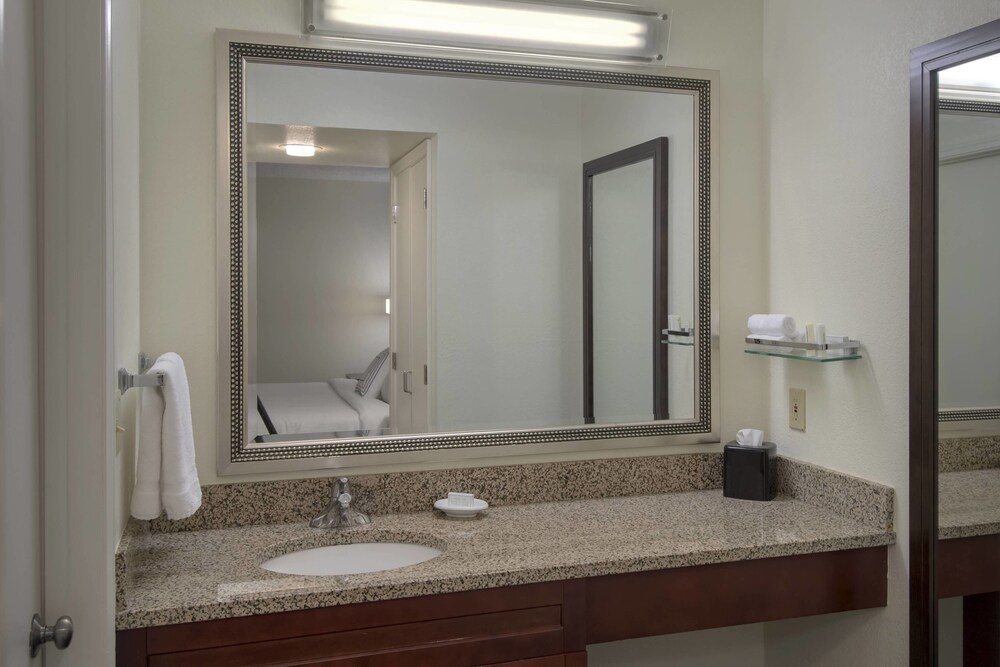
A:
[[661, 327, 695, 347], [744, 336, 862, 363]]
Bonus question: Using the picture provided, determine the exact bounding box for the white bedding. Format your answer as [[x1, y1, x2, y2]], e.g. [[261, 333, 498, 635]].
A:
[[253, 378, 389, 437]]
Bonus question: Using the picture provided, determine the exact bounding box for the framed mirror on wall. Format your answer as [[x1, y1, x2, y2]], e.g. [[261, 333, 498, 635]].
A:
[[910, 18, 1000, 667], [216, 31, 719, 474]]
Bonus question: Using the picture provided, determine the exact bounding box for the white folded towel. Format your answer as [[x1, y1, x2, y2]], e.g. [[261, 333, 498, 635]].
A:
[[747, 314, 799, 339], [130, 353, 201, 521]]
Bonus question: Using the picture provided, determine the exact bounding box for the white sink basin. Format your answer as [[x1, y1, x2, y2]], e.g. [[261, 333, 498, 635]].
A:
[[261, 542, 442, 576]]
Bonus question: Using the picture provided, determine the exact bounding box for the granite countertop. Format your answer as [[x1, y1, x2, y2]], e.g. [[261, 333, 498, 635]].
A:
[[117, 487, 895, 630], [939, 468, 1000, 539]]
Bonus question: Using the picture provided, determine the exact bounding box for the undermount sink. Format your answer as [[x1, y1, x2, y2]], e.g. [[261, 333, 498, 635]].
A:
[[260, 542, 442, 576]]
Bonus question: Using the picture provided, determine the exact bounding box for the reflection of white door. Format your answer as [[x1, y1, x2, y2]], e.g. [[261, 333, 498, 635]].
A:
[[390, 141, 431, 434]]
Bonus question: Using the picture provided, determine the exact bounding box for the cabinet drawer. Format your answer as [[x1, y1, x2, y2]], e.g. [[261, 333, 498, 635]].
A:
[[149, 606, 561, 667]]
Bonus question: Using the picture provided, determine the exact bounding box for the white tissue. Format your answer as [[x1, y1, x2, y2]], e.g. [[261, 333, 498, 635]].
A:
[[736, 428, 764, 448]]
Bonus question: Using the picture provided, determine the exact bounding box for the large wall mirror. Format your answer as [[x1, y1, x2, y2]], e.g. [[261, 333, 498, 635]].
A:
[[217, 33, 718, 473], [910, 18, 1000, 667]]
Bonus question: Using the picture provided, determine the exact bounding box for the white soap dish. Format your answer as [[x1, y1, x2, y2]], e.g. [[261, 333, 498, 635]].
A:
[[434, 493, 488, 519]]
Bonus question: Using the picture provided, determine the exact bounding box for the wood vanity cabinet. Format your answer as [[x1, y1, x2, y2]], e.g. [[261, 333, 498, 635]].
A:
[[116, 547, 887, 666], [116, 581, 587, 667]]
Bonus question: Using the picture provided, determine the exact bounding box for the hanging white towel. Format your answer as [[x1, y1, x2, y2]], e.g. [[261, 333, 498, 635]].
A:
[[130, 353, 201, 520]]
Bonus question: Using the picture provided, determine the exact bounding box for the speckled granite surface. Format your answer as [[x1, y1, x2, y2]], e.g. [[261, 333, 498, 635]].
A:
[[939, 436, 1000, 472], [116, 455, 895, 630], [146, 453, 723, 533], [777, 457, 893, 531], [939, 469, 1000, 539]]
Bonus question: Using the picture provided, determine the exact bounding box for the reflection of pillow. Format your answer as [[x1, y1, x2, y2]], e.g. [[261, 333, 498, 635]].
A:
[[356, 348, 390, 397]]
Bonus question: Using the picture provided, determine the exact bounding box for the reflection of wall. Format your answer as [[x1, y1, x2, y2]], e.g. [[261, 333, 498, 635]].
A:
[[762, 3, 1000, 666], [939, 113, 1000, 410], [581, 89, 696, 420], [592, 161, 655, 423], [247, 63, 587, 432], [254, 168, 390, 383]]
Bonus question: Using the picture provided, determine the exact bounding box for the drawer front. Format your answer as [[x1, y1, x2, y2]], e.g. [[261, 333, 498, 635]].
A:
[[148, 606, 563, 667]]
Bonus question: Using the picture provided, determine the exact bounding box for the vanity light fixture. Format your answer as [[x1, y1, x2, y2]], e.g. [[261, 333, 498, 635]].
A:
[[305, 0, 668, 63], [282, 144, 318, 157]]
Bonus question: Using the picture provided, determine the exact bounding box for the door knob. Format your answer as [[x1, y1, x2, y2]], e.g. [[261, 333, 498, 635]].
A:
[[29, 613, 73, 657]]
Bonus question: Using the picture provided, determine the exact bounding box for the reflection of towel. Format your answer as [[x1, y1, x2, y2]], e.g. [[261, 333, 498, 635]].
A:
[[747, 314, 800, 340], [130, 353, 201, 520]]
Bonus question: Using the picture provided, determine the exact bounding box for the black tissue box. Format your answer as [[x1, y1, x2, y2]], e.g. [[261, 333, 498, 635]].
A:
[[723, 440, 777, 501]]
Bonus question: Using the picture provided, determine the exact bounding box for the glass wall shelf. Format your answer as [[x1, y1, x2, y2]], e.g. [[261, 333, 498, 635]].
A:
[[744, 336, 862, 363]]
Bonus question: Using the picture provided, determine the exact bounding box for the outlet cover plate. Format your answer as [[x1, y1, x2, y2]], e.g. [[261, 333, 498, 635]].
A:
[[790, 388, 806, 431]]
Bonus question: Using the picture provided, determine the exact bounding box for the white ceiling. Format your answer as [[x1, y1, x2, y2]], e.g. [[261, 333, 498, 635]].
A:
[[246, 124, 433, 167]]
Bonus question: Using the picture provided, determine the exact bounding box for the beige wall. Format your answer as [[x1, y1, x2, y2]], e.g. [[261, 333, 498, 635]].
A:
[[139, 0, 767, 487], [113, 0, 142, 539], [761, 2, 1000, 665], [139, 0, 767, 662]]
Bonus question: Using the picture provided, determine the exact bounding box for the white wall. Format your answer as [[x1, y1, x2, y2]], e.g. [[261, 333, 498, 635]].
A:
[[112, 0, 142, 540], [254, 171, 390, 383], [761, 2, 1000, 665], [938, 114, 1000, 410]]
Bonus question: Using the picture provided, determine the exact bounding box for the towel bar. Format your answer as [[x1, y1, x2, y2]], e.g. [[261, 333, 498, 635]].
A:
[[118, 353, 165, 394]]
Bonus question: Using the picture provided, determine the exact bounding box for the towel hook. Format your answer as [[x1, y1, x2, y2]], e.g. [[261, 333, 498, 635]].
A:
[[118, 353, 165, 395]]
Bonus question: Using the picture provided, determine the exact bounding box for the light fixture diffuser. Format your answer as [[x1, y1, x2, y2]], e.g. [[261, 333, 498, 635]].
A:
[[282, 144, 318, 157], [305, 0, 667, 63]]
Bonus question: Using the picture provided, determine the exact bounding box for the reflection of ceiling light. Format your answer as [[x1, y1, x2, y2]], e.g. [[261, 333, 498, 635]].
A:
[[939, 86, 1000, 103], [282, 144, 318, 157], [307, 0, 666, 62], [385, 298, 391, 315]]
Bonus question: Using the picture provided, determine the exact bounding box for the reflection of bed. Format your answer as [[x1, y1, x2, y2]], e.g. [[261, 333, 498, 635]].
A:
[[252, 377, 389, 441]]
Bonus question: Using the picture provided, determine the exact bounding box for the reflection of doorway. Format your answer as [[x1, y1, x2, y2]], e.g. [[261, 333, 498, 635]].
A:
[[390, 140, 432, 434], [583, 138, 669, 424]]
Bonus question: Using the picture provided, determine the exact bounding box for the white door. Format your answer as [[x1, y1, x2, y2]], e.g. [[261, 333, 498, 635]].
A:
[[38, 0, 117, 665], [390, 141, 431, 434], [1, 0, 43, 664]]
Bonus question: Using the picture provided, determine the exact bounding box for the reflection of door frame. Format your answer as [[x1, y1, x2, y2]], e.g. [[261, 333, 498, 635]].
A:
[[389, 138, 435, 433], [583, 137, 669, 423]]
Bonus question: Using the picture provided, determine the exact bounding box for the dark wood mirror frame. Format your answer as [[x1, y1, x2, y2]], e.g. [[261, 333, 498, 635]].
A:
[[910, 18, 1000, 667]]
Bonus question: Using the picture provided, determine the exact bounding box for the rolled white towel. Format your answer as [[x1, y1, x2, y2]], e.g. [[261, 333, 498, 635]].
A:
[[748, 314, 798, 339]]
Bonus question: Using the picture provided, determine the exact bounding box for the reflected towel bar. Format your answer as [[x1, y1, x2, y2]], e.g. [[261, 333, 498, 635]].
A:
[[118, 353, 164, 394]]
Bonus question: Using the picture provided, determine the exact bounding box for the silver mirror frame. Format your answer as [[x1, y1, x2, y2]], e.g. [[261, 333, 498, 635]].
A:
[[216, 30, 719, 475]]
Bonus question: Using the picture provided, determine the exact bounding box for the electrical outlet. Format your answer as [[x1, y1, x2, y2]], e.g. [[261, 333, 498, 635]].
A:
[[790, 388, 806, 431]]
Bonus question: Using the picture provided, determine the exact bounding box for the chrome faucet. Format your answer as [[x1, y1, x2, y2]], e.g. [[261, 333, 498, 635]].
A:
[[310, 477, 371, 529]]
